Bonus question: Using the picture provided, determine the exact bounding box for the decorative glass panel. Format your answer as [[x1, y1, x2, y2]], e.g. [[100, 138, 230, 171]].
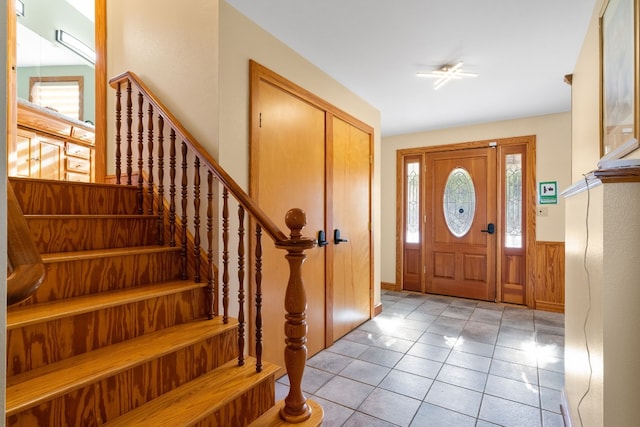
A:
[[505, 154, 523, 248], [405, 161, 420, 243], [443, 167, 475, 237]]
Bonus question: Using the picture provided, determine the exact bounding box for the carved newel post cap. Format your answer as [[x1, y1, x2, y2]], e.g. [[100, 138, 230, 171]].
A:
[[285, 208, 306, 240]]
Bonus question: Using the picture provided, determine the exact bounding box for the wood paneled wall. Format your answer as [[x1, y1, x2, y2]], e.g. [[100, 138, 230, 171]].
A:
[[534, 241, 565, 312]]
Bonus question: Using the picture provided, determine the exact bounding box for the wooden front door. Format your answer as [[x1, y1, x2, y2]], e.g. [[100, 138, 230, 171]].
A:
[[252, 79, 327, 369], [425, 147, 497, 301]]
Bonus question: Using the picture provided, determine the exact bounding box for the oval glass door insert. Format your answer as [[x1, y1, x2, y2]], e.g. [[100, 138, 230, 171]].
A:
[[443, 167, 476, 237]]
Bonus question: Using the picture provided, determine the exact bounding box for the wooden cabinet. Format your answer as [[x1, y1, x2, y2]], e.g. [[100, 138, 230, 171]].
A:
[[10, 99, 95, 182], [15, 129, 64, 180]]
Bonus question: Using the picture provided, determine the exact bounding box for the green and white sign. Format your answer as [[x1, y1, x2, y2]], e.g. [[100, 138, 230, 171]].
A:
[[539, 181, 557, 204]]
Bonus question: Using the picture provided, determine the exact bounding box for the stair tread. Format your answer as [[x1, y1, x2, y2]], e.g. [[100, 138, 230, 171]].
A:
[[6, 318, 238, 416], [25, 214, 158, 220], [104, 357, 279, 426], [41, 245, 180, 263], [7, 280, 207, 330]]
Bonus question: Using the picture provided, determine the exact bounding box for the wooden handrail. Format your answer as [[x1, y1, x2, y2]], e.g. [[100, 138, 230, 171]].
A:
[[109, 71, 288, 243], [7, 181, 45, 305]]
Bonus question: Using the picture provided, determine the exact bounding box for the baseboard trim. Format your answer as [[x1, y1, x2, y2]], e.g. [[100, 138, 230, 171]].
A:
[[381, 281, 398, 291], [373, 302, 383, 317], [535, 300, 565, 313]]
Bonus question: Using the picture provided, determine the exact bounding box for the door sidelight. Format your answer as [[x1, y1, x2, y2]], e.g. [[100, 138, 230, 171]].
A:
[[481, 223, 495, 234], [334, 229, 349, 244]]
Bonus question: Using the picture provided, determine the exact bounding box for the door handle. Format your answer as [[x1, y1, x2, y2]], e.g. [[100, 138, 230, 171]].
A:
[[334, 229, 349, 244], [318, 230, 329, 247], [481, 223, 495, 234]]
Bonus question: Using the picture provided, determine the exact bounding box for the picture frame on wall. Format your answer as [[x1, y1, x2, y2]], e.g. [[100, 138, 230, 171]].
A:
[[600, 0, 639, 158]]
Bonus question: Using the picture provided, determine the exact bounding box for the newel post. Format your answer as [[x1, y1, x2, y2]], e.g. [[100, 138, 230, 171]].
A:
[[275, 208, 316, 423]]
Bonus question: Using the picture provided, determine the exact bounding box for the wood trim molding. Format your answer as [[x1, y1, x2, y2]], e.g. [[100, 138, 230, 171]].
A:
[[381, 281, 398, 291], [373, 302, 383, 317], [94, 0, 107, 182], [594, 166, 640, 183]]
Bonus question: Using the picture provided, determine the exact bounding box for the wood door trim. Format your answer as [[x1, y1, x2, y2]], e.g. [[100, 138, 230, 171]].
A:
[[396, 135, 537, 307], [94, 0, 107, 183]]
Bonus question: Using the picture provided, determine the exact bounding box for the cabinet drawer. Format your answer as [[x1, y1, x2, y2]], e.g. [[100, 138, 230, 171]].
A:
[[66, 142, 91, 159], [66, 171, 90, 182], [65, 157, 91, 173]]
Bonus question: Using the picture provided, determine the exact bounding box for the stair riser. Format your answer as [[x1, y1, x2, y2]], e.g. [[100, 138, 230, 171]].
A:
[[26, 217, 160, 253], [196, 378, 275, 427], [7, 331, 238, 426], [25, 251, 183, 304], [7, 288, 208, 376], [10, 178, 139, 215]]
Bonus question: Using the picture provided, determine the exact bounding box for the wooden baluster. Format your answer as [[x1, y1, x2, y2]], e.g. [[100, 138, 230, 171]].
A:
[[180, 142, 188, 280], [255, 224, 263, 373], [169, 129, 177, 247], [237, 205, 245, 366], [147, 103, 155, 215], [206, 171, 214, 319], [137, 92, 144, 214], [157, 116, 165, 246], [222, 187, 229, 324], [276, 209, 316, 423], [115, 82, 122, 184], [126, 80, 133, 185], [193, 157, 201, 283]]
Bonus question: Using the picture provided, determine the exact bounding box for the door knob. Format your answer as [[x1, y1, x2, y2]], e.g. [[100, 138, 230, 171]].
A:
[[318, 230, 329, 247], [481, 223, 495, 234], [334, 229, 349, 244]]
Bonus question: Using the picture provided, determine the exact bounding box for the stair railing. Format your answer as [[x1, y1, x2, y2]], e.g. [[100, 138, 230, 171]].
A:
[[6, 181, 46, 306], [108, 71, 316, 423]]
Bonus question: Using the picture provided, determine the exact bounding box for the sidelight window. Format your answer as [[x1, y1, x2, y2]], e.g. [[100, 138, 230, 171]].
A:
[[405, 161, 420, 243], [505, 153, 523, 248]]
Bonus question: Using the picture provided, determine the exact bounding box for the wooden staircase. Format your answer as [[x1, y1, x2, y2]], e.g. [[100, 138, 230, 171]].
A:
[[6, 177, 279, 426]]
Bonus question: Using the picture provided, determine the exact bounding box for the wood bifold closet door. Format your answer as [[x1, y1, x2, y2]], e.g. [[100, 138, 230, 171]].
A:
[[250, 62, 372, 370]]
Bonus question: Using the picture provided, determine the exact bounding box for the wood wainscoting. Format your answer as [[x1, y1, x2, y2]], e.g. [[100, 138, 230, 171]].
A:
[[534, 241, 565, 312]]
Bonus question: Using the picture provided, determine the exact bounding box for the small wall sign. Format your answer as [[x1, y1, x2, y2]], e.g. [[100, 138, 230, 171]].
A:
[[539, 181, 558, 204]]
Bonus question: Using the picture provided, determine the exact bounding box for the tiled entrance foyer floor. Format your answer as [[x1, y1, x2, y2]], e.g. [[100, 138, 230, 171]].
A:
[[275, 290, 565, 426]]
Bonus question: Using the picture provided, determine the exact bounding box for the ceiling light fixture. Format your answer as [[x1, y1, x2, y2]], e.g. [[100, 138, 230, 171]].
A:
[[417, 61, 478, 90], [55, 29, 96, 64]]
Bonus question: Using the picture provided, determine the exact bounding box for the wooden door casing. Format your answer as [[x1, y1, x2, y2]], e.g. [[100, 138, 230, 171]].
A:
[[425, 147, 497, 301]]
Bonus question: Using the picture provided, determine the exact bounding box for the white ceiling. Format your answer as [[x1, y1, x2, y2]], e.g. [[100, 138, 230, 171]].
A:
[[225, 0, 597, 137]]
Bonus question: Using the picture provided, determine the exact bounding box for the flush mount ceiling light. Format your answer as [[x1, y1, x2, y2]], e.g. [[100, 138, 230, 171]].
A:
[[417, 61, 478, 90]]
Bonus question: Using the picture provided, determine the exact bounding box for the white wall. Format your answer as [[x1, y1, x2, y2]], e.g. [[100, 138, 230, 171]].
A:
[[106, 0, 220, 165], [219, 1, 382, 307], [381, 112, 571, 284]]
